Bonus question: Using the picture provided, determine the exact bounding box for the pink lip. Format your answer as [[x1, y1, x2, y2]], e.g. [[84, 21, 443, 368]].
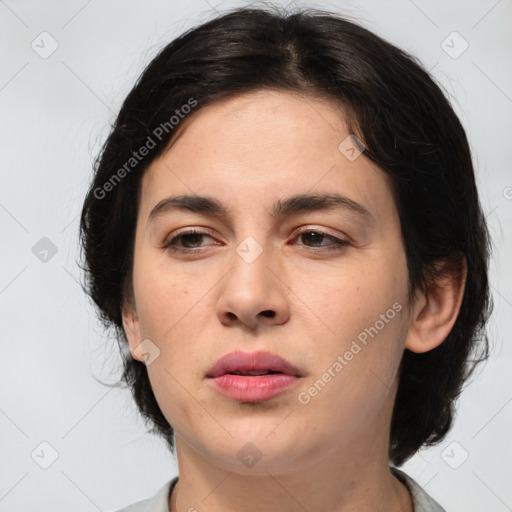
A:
[[208, 374, 300, 402], [206, 350, 302, 402], [207, 350, 301, 378]]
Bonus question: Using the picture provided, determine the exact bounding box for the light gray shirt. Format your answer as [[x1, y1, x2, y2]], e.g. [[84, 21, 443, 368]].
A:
[[112, 467, 446, 512]]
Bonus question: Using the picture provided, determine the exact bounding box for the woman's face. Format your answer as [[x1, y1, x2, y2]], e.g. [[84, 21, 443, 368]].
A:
[[123, 89, 415, 475]]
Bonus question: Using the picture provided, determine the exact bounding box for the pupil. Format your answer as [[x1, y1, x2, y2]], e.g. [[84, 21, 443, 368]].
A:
[[304, 232, 323, 246], [182, 233, 202, 247]]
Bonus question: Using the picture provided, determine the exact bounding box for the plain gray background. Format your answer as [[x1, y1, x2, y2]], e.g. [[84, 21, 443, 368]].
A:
[[1, 0, 511, 510]]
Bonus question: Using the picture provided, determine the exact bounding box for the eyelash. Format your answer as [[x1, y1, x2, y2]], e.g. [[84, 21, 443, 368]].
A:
[[162, 227, 350, 254]]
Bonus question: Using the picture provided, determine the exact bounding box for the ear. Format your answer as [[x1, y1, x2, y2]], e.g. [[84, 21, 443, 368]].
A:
[[405, 257, 467, 353], [121, 301, 145, 363]]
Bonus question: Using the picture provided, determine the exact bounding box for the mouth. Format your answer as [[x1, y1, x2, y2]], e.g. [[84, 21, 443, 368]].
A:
[[206, 350, 302, 402]]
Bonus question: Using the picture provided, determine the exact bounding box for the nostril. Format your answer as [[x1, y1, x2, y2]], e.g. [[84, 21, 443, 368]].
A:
[[260, 310, 275, 318]]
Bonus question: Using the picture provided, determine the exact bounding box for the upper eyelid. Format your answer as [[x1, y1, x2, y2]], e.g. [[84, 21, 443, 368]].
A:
[[293, 226, 347, 240]]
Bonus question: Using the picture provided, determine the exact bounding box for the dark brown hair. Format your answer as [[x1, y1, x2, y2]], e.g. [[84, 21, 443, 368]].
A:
[[79, 5, 492, 466]]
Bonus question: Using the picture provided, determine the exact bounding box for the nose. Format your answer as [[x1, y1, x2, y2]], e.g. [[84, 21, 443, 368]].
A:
[[216, 242, 290, 330]]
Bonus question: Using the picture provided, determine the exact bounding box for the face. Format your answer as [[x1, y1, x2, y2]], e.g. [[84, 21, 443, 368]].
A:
[[122, 89, 415, 475]]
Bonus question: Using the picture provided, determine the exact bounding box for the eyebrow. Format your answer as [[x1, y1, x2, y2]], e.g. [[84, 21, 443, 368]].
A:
[[147, 192, 375, 224]]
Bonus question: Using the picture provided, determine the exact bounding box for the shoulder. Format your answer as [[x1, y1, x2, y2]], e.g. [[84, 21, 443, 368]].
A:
[[391, 466, 447, 512], [109, 477, 178, 512]]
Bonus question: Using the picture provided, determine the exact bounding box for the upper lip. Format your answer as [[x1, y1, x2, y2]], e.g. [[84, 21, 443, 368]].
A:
[[206, 350, 302, 378]]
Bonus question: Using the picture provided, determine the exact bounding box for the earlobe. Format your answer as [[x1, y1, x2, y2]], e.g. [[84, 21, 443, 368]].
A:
[[121, 303, 144, 362], [405, 257, 467, 354]]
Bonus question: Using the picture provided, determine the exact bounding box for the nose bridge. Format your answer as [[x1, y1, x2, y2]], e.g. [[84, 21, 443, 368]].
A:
[[233, 235, 276, 287], [216, 234, 290, 327], [229, 234, 276, 299]]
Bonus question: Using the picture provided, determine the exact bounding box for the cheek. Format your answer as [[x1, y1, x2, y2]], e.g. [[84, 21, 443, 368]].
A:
[[132, 247, 204, 337], [132, 253, 220, 391], [133, 268, 212, 433], [290, 248, 409, 416], [289, 247, 408, 342], [293, 293, 407, 449]]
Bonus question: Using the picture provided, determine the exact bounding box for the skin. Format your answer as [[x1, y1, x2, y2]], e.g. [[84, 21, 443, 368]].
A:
[[122, 89, 466, 512]]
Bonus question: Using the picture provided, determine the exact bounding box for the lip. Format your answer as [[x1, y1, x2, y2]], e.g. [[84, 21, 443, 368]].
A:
[[207, 350, 302, 378], [206, 350, 302, 402]]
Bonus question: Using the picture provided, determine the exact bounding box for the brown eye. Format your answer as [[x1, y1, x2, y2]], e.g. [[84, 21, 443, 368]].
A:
[[293, 229, 349, 250], [163, 229, 216, 252], [162, 227, 349, 255]]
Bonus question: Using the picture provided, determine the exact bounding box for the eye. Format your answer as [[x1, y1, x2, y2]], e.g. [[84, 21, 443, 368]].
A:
[[162, 229, 216, 253], [162, 227, 350, 254], [292, 228, 350, 251]]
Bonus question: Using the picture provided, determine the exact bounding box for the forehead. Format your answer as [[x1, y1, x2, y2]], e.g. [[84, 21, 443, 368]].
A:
[[138, 89, 395, 222]]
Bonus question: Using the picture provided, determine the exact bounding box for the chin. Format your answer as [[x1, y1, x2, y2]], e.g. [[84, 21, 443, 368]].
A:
[[203, 432, 311, 475]]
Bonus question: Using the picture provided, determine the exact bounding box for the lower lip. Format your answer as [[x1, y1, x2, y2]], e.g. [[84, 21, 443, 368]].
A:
[[207, 374, 300, 402]]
